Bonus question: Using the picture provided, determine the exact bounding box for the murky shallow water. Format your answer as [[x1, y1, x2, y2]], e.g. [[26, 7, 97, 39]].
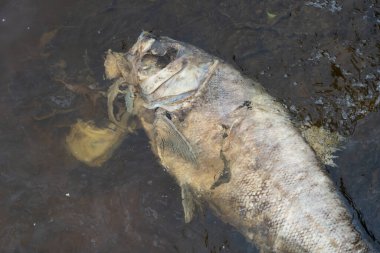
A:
[[0, 0, 379, 252]]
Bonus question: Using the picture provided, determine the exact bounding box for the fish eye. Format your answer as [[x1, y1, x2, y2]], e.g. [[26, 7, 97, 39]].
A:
[[156, 53, 171, 68], [150, 41, 167, 56], [156, 47, 178, 68], [141, 47, 178, 71]]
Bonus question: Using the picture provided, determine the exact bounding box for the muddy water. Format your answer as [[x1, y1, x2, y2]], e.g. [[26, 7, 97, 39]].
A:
[[0, 0, 379, 252]]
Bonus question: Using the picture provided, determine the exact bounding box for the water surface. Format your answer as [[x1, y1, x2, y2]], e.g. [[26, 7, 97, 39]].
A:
[[0, 0, 379, 252]]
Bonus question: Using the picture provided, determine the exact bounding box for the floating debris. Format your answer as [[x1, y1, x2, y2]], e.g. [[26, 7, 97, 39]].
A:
[[266, 11, 277, 19], [308, 49, 337, 63], [375, 96, 380, 107], [49, 91, 76, 108], [315, 97, 324, 105], [341, 110, 348, 120], [365, 73, 376, 80], [66, 120, 128, 167], [352, 82, 367, 88], [305, 0, 342, 13], [39, 28, 59, 49]]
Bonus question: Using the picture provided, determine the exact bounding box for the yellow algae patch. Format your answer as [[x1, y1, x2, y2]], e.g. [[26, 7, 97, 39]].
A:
[[66, 120, 127, 167]]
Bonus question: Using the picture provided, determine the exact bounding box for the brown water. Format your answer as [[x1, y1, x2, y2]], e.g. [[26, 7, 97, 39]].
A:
[[0, 0, 379, 252]]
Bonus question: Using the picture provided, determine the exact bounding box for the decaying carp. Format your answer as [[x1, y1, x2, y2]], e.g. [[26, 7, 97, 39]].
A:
[[105, 32, 373, 252]]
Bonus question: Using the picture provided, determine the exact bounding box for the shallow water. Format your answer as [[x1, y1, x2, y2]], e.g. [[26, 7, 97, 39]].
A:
[[0, 0, 379, 252]]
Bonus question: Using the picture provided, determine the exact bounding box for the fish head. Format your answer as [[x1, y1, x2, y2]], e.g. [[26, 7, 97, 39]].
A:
[[105, 32, 218, 110]]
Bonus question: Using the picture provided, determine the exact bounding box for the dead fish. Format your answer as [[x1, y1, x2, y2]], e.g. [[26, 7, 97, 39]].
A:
[[105, 32, 374, 253]]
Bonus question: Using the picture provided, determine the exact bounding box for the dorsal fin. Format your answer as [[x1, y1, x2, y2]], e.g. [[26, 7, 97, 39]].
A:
[[300, 126, 345, 167]]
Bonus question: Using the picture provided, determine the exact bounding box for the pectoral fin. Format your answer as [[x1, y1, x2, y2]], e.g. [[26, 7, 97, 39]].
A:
[[181, 184, 196, 223], [154, 114, 197, 165]]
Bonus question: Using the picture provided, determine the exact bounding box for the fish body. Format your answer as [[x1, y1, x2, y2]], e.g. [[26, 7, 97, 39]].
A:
[[105, 32, 372, 252]]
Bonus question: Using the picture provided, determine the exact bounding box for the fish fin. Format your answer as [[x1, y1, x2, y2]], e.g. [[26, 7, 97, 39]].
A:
[[154, 114, 197, 165], [181, 184, 196, 223], [300, 126, 345, 167]]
